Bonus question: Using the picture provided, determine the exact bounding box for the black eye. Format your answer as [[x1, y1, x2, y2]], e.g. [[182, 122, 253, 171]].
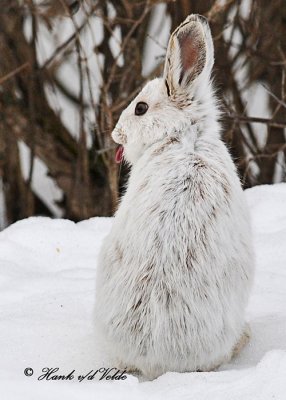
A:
[[135, 102, 148, 116], [68, 0, 81, 14]]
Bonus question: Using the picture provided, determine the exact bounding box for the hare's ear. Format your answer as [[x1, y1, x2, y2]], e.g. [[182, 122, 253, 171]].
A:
[[163, 15, 214, 99]]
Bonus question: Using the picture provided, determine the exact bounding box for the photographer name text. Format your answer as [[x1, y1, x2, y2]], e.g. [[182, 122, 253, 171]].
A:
[[24, 367, 127, 382]]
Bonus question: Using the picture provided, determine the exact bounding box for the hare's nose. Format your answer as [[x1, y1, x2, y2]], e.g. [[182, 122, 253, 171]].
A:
[[112, 127, 127, 145]]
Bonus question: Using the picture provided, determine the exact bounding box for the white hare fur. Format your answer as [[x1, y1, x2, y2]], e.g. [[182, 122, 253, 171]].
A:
[[95, 14, 254, 380]]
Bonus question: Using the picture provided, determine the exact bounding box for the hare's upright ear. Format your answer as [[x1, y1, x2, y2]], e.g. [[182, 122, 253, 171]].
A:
[[163, 14, 214, 100]]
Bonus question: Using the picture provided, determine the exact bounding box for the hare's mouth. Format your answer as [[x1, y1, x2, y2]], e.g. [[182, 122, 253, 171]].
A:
[[115, 146, 124, 164]]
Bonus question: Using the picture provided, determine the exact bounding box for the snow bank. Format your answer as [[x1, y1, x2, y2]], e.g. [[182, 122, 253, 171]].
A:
[[0, 184, 286, 399]]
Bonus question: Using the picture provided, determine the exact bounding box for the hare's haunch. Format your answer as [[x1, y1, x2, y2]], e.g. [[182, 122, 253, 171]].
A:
[[95, 14, 254, 381]]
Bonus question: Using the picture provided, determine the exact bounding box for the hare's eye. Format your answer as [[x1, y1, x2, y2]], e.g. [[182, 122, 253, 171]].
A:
[[135, 102, 148, 116]]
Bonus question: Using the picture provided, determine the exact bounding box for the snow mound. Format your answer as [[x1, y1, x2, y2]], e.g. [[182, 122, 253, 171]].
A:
[[0, 184, 286, 399]]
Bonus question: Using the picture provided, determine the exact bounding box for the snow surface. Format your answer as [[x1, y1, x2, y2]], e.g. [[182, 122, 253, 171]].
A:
[[0, 183, 286, 399]]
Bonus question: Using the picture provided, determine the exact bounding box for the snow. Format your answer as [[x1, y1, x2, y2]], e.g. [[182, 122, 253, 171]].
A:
[[0, 183, 286, 399]]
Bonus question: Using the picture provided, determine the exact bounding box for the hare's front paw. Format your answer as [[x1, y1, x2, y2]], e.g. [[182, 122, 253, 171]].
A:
[[232, 324, 251, 358], [116, 360, 141, 377]]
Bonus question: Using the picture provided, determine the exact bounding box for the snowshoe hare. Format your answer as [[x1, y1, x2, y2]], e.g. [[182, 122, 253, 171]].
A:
[[95, 14, 254, 380]]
